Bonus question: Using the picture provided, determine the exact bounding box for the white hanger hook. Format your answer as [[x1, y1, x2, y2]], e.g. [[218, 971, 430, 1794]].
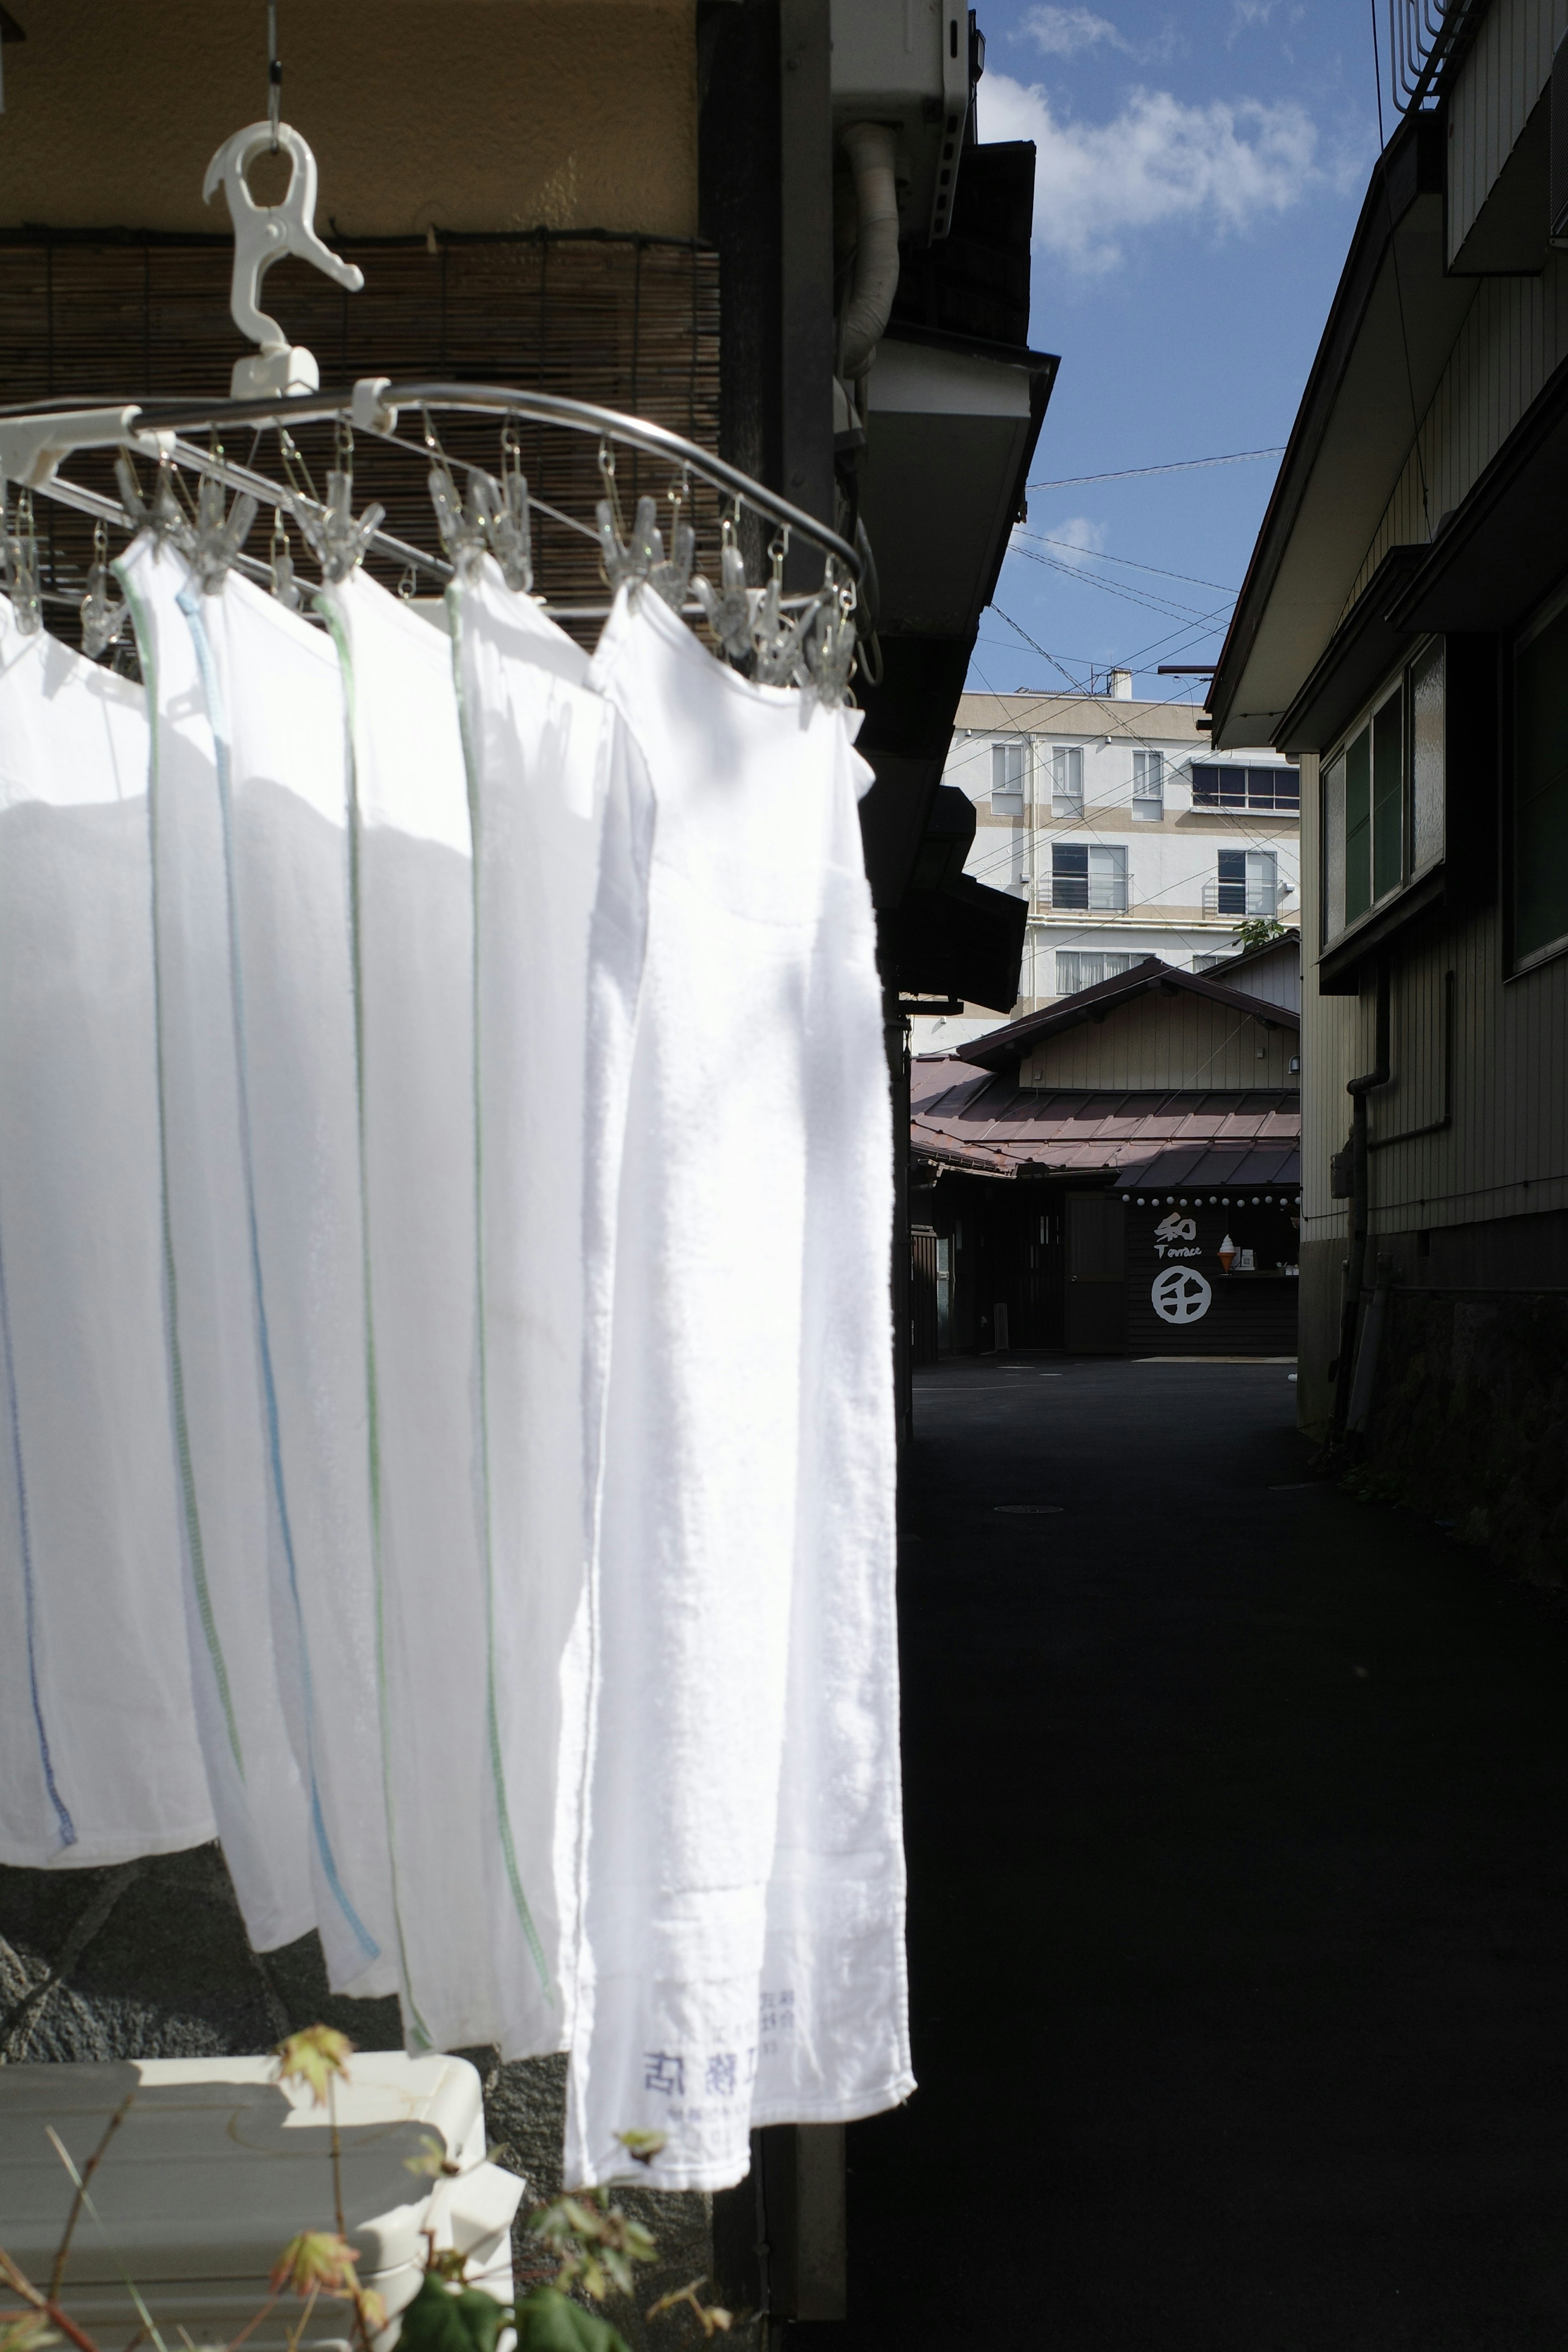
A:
[[203, 120, 364, 397]]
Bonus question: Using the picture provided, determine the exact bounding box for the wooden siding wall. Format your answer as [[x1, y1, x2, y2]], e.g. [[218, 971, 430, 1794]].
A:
[[1021, 990, 1298, 1090], [1448, 0, 1567, 261], [1221, 941, 1301, 1011]]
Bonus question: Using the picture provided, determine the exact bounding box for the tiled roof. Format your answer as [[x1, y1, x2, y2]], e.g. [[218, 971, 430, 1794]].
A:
[[910, 1058, 1301, 1183]]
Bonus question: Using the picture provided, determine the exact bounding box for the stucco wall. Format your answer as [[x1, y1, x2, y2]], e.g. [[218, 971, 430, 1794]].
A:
[[0, 2, 697, 238]]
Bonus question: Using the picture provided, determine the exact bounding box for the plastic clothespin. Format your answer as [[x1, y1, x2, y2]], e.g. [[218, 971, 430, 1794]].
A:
[[81, 518, 127, 658], [423, 412, 487, 581], [648, 470, 696, 611], [597, 490, 696, 611], [798, 564, 859, 708], [474, 423, 533, 594], [268, 507, 305, 610], [203, 122, 364, 400], [692, 509, 753, 666], [187, 446, 259, 595], [115, 452, 189, 547], [1, 486, 41, 635], [291, 421, 385, 584], [751, 529, 796, 683]]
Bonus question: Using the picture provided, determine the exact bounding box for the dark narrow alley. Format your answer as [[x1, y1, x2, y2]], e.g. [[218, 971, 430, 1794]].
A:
[[831, 1359, 1568, 2350]]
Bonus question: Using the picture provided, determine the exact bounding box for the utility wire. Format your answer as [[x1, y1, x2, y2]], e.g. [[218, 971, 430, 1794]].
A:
[[1012, 529, 1239, 595], [1010, 543, 1229, 629], [1026, 447, 1286, 492]]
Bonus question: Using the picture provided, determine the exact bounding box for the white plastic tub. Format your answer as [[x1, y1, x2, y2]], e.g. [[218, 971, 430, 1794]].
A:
[[0, 2052, 523, 2351]]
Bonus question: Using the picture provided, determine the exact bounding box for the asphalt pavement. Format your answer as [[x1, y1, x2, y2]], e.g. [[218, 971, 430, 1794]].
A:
[[812, 1354, 1568, 2351]]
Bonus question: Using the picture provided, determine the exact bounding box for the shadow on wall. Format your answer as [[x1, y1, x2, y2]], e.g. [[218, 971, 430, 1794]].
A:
[[1359, 1291, 1568, 1585]]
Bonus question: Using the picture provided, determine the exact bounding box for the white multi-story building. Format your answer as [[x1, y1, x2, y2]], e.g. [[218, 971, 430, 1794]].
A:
[[916, 683, 1301, 1050]]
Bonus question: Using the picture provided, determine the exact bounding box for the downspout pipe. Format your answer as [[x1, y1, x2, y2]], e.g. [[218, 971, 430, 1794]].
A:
[[839, 123, 902, 380], [1330, 958, 1391, 1440]]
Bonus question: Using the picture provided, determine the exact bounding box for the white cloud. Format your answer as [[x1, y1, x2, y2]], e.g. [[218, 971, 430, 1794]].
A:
[[981, 68, 1326, 273], [1018, 6, 1131, 56], [1038, 514, 1107, 565]]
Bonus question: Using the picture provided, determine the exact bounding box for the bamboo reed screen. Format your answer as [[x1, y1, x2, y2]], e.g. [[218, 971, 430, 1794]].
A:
[[0, 231, 722, 628]]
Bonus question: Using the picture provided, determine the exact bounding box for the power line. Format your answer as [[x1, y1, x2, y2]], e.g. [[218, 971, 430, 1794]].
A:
[[1011, 543, 1227, 628], [1013, 529, 1238, 596], [1026, 446, 1287, 492]]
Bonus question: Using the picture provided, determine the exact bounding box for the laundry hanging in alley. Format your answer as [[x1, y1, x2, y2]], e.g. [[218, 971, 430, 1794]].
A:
[[0, 541, 909, 2192]]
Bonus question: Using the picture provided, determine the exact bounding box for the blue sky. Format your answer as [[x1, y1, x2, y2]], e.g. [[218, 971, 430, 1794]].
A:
[[967, 0, 1386, 711]]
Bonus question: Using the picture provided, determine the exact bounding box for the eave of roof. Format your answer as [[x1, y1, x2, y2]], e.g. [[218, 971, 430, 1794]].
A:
[[1206, 111, 1475, 750], [909, 1070, 1301, 1181], [1192, 927, 1301, 986], [954, 955, 1300, 1071]]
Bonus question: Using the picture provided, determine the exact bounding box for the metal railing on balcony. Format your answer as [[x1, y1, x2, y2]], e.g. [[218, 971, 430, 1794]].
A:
[[1388, 0, 1474, 113], [1037, 877, 1132, 915], [1202, 878, 1281, 920]]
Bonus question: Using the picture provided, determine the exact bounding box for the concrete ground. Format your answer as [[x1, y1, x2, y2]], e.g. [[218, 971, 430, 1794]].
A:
[[815, 1356, 1568, 2351]]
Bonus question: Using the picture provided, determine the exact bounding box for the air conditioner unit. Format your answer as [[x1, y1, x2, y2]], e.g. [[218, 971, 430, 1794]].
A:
[[831, 0, 972, 241]]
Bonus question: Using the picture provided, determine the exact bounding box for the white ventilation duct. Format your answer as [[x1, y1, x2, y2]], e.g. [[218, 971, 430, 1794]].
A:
[[839, 122, 901, 379]]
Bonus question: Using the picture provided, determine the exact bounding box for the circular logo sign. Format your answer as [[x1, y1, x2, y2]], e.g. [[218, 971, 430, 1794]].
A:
[[1152, 1267, 1212, 1325]]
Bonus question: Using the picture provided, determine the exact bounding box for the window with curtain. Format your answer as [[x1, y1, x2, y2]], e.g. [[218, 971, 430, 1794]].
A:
[[991, 739, 1027, 813], [1321, 645, 1446, 947], [1217, 849, 1278, 918], [1050, 744, 1083, 814], [1131, 749, 1163, 817], [1053, 843, 1127, 910], [1056, 950, 1141, 993]]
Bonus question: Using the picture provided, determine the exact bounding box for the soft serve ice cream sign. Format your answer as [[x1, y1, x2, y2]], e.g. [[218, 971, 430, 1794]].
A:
[[1150, 1208, 1212, 1325]]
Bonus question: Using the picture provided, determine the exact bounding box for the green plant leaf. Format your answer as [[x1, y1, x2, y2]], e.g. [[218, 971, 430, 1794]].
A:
[[512, 2288, 629, 2352], [450, 2287, 510, 2352], [396, 2278, 521, 2352]]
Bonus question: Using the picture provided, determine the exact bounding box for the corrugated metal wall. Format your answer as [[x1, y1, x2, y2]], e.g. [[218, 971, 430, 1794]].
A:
[[1021, 989, 1298, 1090], [1216, 940, 1301, 1010], [1299, 0, 1568, 1425], [1448, 0, 1567, 261], [1302, 790, 1568, 1258], [1347, 255, 1568, 610]]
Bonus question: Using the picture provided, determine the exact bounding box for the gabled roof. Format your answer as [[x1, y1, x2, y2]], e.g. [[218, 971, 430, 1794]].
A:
[[953, 955, 1299, 1072], [1200, 927, 1301, 985]]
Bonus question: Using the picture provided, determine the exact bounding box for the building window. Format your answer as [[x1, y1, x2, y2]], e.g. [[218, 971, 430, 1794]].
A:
[[1215, 849, 1278, 918], [1132, 750, 1163, 818], [1412, 639, 1445, 873], [1050, 744, 1083, 815], [1191, 763, 1301, 811], [991, 740, 1026, 813], [1056, 950, 1141, 993], [1321, 645, 1443, 947], [1514, 595, 1568, 966], [1050, 842, 1127, 911]]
